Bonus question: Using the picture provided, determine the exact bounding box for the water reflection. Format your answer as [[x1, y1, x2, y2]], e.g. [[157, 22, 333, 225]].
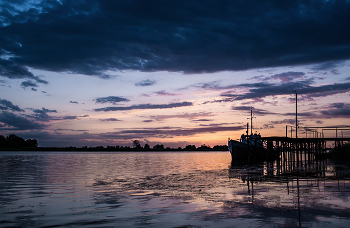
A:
[[229, 157, 350, 227], [0, 151, 349, 227]]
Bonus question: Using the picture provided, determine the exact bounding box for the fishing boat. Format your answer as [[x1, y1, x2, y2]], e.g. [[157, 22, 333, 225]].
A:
[[228, 110, 264, 160]]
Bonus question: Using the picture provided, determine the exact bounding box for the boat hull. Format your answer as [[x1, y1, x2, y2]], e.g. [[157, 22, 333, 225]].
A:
[[228, 140, 249, 159], [228, 139, 266, 160]]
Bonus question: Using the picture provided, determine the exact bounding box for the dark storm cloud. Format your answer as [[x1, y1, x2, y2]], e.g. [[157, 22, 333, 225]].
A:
[[0, 111, 44, 130], [95, 101, 193, 112], [310, 60, 345, 71], [223, 81, 350, 100], [95, 96, 130, 104], [0, 99, 24, 112], [1, 0, 350, 76], [0, 59, 49, 83], [135, 79, 156, 87]]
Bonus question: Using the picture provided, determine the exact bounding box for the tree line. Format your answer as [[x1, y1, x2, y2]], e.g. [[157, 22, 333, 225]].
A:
[[0, 134, 38, 148], [61, 144, 228, 151], [0, 135, 228, 151]]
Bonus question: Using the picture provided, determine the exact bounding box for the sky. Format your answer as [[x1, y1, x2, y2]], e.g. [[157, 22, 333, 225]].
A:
[[1, 0, 350, 148]]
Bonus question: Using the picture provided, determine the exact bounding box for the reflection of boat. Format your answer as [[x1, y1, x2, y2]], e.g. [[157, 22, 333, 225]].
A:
[[228, 110, 265, 160]]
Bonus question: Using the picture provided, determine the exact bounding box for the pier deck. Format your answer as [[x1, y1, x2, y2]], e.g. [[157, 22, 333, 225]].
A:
[[245, 136, 350, 162]]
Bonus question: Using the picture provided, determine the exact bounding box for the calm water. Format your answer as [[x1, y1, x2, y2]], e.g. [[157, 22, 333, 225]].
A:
[[0, 151, 349, 227]]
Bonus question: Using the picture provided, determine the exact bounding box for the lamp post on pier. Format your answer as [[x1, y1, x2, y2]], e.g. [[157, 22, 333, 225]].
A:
[[293, 90, 298, 138]]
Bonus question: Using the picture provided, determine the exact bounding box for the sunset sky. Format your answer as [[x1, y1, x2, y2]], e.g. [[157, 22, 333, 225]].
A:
[[1, 0, 350, 148]]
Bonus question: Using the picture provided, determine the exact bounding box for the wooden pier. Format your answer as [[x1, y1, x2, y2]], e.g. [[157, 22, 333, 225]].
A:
[[257, 136, 350, 161]]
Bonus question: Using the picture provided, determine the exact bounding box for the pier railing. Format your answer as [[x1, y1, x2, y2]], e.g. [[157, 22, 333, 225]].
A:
[[258, 136, 350, 162]]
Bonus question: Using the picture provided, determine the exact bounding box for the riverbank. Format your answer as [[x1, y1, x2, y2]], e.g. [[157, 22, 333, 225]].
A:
[[0, 145, 228, 152]]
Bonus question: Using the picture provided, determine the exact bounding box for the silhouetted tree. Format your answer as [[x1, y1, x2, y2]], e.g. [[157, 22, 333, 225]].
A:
[[144, 144, 150, 150], [133, 140, 141, 149], [25, 139, 38, 147], [213, 145, 228, 151], [185, 145, 196, 150], [197, 144, 211, 150], [0, 135, 6, 147], [153, 144, 164, 150], [6, 134, 26, 147]]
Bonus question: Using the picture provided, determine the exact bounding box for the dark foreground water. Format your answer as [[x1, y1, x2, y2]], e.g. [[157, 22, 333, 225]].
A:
[[0, 151, 349, 227]]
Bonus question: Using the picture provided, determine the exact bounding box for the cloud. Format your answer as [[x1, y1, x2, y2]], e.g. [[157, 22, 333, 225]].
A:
[[95, 101, 193, 112], [135, 79, 156, 87], [270, 72, 305, 82], [100, 118, 122, 121], [321, 103, 350, 117], [32, 107, 58, 122], [95, 96, 130, 104], [223, 81, 350, 100], [154, 90, 176, 96], [0, 111, 45, 130], [270, 119, 296, 125], [310, 60, 345, 71], [231, 106, 275, 115], [0, 99, 24, 112], [109, 125, 245, 138], [192, 119, 212, 122], [21, 80, 37, 89], [2, 1, 349, 76], [70, 101, 78, 104], [63, 115, 78, 120], [0, 59, 49, 83], [149, 112, 213, 121]]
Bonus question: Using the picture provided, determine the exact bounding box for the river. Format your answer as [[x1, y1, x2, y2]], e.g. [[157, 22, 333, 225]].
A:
[[0, 151, 349, 227]]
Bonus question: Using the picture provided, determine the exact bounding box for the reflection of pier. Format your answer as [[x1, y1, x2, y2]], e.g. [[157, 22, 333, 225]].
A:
[[229, 157, 350, 228]]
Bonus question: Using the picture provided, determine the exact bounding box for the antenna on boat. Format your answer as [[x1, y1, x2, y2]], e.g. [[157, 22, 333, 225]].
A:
[[247, 110, 256, 135]]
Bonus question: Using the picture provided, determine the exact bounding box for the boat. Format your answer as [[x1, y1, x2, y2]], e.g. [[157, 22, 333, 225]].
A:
[[228, 110, 265, 160]]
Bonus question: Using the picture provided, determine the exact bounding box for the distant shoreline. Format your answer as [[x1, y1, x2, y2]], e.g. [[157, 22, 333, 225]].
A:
[[0, 147, 229, 152]]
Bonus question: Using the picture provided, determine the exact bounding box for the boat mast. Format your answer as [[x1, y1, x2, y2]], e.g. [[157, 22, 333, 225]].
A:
[[251, 110, 253, 135], [247, 110, 255, 135]]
